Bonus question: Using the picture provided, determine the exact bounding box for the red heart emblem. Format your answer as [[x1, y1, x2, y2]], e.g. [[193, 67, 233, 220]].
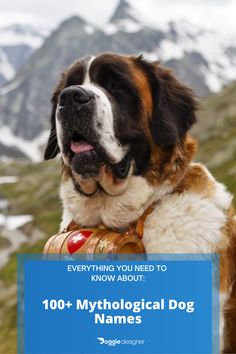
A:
[[67, 230, 92, 254]]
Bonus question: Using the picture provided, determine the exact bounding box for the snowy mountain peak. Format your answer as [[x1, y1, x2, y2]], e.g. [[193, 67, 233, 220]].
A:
[[0, 24, 48, 48], [56, 15, 96, 36], [109, 0, 139, 23], [1, 24, 48, 37], [59, 15, 88, 29], [0, 48, 15, 82], [104, 0, 142, 34], [0, 24, 50, 87]]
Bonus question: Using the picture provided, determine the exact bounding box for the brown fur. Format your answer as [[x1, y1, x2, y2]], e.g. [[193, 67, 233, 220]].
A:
[[145, 135, 197, 187], [62, 162, 99, 194], [129, 64, 153, 118], [221, 207, 236, 353], [174, 159, 215, 197], [225, 283, 236, 353]]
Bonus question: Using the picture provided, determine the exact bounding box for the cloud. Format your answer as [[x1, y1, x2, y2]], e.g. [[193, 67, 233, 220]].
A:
[[0, 0, 117, 28], [130, 0, 236, 34], [0, 0, 235, 36]]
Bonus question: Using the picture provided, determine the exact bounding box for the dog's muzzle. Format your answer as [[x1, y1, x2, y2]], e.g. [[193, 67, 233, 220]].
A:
[[57, 85, 131, 179], [58, 85, 101, 176], [58, 85, 96, 137]]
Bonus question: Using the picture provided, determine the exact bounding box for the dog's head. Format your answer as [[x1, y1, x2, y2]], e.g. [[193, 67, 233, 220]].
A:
[[45, 53, 197, 196]]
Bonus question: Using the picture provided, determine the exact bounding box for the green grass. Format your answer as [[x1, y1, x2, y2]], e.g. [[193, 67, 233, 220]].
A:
[[0, 236, 11, 250], [1, 160, 61, 229], [0, 301, 17, 354]]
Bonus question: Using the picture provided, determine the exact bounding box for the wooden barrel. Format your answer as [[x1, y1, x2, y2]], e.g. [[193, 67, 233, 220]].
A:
[[43, 228, 145, 258]]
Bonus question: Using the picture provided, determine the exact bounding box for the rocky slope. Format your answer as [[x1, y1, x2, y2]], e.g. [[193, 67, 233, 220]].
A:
[[0, 24, 48, 86]]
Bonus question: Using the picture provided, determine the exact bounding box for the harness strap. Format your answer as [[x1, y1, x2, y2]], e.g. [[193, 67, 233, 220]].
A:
[[133, 204, 156, 239]]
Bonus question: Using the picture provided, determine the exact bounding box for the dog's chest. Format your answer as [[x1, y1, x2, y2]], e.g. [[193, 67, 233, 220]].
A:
[[61, 175, 232, 255], [61, 176, 157, 229]]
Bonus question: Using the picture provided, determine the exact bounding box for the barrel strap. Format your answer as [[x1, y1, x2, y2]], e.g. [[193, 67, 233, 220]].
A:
[[64, 202, 157, 239]]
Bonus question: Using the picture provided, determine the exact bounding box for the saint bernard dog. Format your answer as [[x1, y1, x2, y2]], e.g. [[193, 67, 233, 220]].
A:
[[44, 53, 236, 352]]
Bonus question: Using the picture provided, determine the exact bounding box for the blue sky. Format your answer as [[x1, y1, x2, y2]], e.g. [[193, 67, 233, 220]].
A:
[[0, 0, 235, 35]]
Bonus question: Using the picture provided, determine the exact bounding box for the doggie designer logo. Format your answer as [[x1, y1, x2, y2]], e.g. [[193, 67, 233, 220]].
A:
[[97, 337, 145, 347]]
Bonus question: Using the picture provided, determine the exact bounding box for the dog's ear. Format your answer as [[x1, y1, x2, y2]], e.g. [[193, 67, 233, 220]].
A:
[[44, 74, 65, 160], [44, 104, 59, 160], [150, 64, 198, 147]]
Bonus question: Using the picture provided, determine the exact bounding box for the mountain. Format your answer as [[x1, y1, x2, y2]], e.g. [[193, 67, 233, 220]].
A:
[[0, 12, 164, 157], [0, 0, 236, 160], [0, 24, 48, 86], [109, 0, 139, 23]]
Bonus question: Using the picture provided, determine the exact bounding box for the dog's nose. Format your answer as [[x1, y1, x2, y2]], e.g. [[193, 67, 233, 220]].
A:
[[59, 86, 92, 107]]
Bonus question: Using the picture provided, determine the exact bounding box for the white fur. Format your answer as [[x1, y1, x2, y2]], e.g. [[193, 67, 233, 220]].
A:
[[219, 292, 229, 352], [60, 175, 172, 230], [143, 190, 229, 254], [82, 83, 126, 163], [142, 165, 232, 254], [60, 206, 74, 231], [83, 56, 95, 84], [55, 108, 68, 165], [79, 56, 127, 163]]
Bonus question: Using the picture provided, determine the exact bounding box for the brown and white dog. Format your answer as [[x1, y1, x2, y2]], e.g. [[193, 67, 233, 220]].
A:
[[44, 53, 236, 353]]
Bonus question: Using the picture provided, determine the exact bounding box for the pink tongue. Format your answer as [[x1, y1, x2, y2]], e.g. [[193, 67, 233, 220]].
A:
[[70, 141, 94, 154]]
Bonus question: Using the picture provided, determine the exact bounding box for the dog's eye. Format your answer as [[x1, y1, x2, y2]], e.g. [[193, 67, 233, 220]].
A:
[[107, 80, 124, 93]]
